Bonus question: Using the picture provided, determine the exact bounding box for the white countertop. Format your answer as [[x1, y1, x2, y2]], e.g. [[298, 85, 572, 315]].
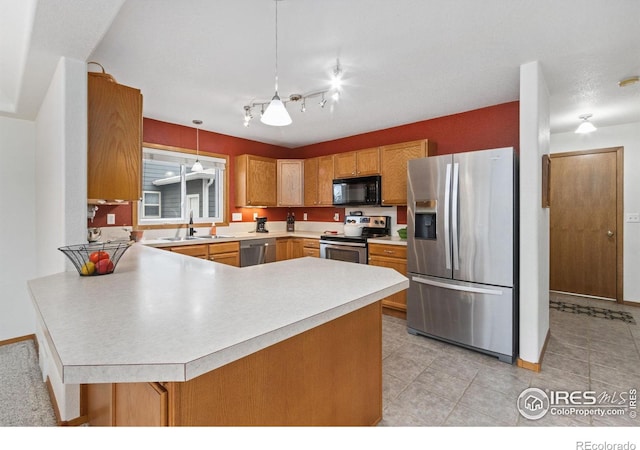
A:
[[28, 244, 408, 384], [367, 236, 408, 246], [141, 230, 329, 247]]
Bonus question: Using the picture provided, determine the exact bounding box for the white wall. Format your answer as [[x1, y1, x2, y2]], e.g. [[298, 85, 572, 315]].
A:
[[0, 117, 37, 341], [551, 122, 640, 303], [519, 61, 550, 364], [33, 56, 87, 421]]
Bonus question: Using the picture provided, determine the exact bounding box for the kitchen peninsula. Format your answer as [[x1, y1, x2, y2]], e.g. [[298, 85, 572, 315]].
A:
[[28, 244, 408, 426]]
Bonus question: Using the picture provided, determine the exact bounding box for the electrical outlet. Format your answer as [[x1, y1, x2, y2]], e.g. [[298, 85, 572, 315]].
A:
[[253, 212, 258, 220], [334, 213, 340, 221], [107, 213, 115, 225], [626, 213, 640, 223], [303, 213, 308, 221], [232, 212, 242, 221]]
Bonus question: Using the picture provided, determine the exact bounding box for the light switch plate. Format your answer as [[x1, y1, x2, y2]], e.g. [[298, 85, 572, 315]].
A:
[[334, 213, 340, 221], [232, 212, 242, 221], [107, 213, 115, 225], [303, 213, 308, 221], [626, 213, 640, 223], [253, 212, 258, 220]]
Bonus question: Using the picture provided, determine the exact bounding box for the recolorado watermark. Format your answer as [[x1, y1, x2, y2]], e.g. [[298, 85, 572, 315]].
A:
[[517, 387, 637, 421], [576, 443, 636, 450]]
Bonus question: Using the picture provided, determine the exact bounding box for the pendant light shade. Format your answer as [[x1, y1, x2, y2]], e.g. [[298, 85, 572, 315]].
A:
[[575, 114, 596, 134], [261, 93, 292, 126], [191, 119, 203, 171]]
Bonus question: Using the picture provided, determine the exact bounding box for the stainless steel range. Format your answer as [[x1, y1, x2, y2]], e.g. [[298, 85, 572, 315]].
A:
[[320, 215, 391, 264]]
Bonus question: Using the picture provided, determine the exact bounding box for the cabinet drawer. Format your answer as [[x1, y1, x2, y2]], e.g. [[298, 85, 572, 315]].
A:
[[171, 244, 208, 258], [302, 238, 319, 249], [208, 252, 239, 267], [368, 243, 407, 259], [209, 241, 240, 255], [303, 247, 320, 258]]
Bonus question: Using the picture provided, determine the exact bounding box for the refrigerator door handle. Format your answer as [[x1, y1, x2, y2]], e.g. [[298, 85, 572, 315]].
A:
[[444, 163, 452, 269], [411, 276, 504, 296], [451, 162, 460, 271]]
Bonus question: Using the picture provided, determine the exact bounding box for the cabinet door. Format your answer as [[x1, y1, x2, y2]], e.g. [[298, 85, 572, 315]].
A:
[[235, 155, 277, 207], [333, 152, 357, 178], [276, 238, 290, 261], [304, 158, 319, 206], [368, 244, 408, 316], [317, 156, 335, 205], [88, 74, 142, 201], [380, 140, 435, 205], [355, 147, 380, 176], [277, 160, 304, 206], [290, 238, 304, 259], [114, 382, 168, 426]]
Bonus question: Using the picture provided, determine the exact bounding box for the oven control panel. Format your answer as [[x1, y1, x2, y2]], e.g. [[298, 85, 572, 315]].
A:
[[344, 215, 389, 229]]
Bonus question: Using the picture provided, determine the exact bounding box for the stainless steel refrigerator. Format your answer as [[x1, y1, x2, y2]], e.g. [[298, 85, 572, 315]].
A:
[[406, 147, 518, 363]]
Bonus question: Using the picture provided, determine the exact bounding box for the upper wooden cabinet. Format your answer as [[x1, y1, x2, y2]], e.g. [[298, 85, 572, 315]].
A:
[[304, 155, 334, 206], [333, 148, 380, 178], [277, 159, 304, 207], [87, 72, 142, 201], [380, 139, 436, 205], [235, 154, 277, 207]]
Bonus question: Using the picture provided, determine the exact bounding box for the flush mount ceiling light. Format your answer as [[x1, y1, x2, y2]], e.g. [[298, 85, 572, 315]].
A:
[[191, 119, 204, 172], [243, 0, 343, 127], [618, 76, 640, 88], [575, 114, 597, 134]]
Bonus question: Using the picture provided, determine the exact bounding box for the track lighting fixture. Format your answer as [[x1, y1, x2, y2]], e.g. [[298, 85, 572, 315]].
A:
[[242, 1, 344, 127]]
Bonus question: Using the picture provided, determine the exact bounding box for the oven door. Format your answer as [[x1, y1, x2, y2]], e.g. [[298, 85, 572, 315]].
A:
[[320, 241, 367, 264]]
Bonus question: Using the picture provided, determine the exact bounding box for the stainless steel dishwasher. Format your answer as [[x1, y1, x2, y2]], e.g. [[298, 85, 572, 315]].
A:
[[240, 238, 277, 267]]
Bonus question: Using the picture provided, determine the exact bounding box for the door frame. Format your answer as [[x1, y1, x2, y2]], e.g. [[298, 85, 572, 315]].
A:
[[549, 146, 624, 303]]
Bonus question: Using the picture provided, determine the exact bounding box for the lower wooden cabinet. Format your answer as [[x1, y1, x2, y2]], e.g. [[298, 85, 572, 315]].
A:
[[277, 237, 319, 260], [302, 238, 320, 257], [86, 382, 168, 426], [208, 242, 240, 267], [165, 242, 239, 267], [368, 243, 407, 318], [170, 244, 208, 259]]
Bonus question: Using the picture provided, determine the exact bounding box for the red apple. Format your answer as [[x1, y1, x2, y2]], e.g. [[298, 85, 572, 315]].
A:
[[95, 258, 114, 274], [89, 251, 110, 264]]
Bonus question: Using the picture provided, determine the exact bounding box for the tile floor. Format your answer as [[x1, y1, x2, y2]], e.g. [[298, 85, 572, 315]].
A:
[[379, 292, 640, 426]]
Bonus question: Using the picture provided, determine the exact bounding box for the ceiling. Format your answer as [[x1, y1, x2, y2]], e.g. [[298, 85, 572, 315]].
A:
[[2, 0, 639, 148]]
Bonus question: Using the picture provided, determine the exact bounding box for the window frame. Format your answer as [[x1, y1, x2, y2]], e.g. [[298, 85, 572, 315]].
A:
[[134, 143, 230, 230], [141, 190, 162, 218]]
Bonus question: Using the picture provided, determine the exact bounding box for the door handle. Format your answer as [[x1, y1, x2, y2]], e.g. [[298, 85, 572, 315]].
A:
[[607, 230, 614, 237]]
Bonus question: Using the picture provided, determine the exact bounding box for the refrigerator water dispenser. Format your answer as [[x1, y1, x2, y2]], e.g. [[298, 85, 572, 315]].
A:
[[414, 201, 436, 240]]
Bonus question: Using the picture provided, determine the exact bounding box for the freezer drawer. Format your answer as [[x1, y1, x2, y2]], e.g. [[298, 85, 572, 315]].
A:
[[407, 274, 515, 363]]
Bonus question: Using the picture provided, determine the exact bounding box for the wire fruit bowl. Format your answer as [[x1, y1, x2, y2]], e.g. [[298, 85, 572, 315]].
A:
[[58, 241, 132, 276]]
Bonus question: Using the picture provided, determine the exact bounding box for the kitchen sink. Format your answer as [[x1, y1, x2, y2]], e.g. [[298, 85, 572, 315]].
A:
[[193, 234, 234, 239], [160, 236, 200, 241]]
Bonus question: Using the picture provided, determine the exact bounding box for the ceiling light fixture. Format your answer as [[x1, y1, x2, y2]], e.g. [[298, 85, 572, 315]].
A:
[[575, 114, 597, 134], [243, 1, 344, 127], [260, 0, 291, 127], [618, 76, 639, 88], [191, 119, 204, 171]]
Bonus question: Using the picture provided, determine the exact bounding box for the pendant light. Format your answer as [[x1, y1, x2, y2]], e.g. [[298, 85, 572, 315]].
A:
[[575, 114, 596, 134], [191, 119, 204, 172], [260, 0, 292, 126]]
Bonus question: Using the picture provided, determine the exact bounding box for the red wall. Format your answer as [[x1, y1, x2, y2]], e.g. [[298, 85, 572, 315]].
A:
[[294, 101, 519, 158], [90, 102, 519, 227]]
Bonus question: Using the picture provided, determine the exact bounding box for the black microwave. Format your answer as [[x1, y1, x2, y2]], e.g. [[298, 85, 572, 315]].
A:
[[332, 175, 382, 206]]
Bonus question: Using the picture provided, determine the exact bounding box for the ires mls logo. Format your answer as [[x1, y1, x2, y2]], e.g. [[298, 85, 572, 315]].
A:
[[517, 388, 550, 420], [517, 387, 638, 421]]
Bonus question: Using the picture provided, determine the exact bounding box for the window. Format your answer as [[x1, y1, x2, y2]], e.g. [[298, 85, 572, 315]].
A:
[[139, 147, 226, 225], [142, 191, 161, 218]]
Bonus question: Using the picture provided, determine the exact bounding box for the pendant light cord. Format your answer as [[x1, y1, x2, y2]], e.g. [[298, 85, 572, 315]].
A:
[[274, 0, 279, 95]]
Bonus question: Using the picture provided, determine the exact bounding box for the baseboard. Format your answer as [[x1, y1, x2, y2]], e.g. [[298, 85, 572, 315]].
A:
[[45, 376, 88, 426], [516, 328, 551, 373], [623, 301, 640, 308], [382, 307, 407, 320], [0, 334, 35, 347]]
